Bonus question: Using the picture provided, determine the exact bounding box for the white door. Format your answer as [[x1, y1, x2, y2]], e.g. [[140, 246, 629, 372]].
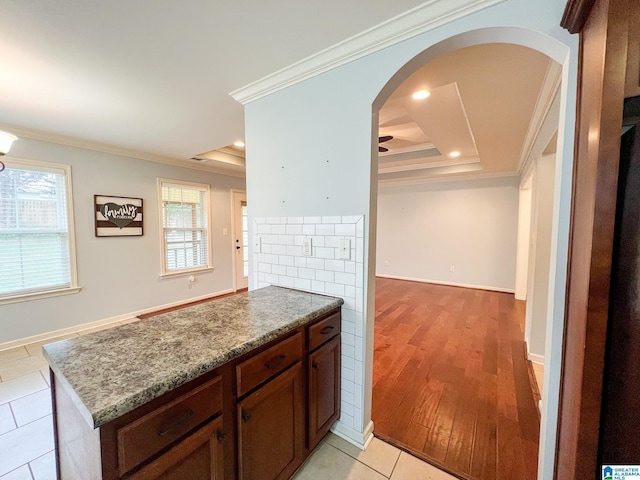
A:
[[232, 191, 248, 290]]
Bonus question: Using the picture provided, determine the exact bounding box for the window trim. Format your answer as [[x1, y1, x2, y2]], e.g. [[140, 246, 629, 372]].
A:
[[157, 178, 213, 278], [0, 157, 80, 305]]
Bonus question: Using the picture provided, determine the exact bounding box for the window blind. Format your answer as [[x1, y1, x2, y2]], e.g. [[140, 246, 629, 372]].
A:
[[160, 181, 210, 274], [0, 162, 72, 298]]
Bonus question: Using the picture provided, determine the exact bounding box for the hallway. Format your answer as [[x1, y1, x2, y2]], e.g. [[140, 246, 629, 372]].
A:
[[372, 277, 540, 480]]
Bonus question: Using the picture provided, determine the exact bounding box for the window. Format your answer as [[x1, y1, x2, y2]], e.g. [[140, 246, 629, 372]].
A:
[[159, 179, 211, 275], [0, 158, 78, 303]]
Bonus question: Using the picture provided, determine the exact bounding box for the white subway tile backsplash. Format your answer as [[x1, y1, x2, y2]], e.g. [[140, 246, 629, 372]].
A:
[[316, 224, 335, 236], [343, 286, 356, 300], [325, 236, 341, 248], [342, 365, 355, 383], [325, 282, 345, 296], [310, 236, 325, 247], [272, 264, 287, 276], [253, 215, 365, 435], [325, 260, 345, 272], [294, 277, 311, 290], [342, 378, 355, 394], [258, 263, 272, 273], [341, 389, 355, 406], [335, 272, 356, 286], [279, 255, 294, 266], [315, 247, 335, 259], [264, 254, 279, 264], [278, 234, 294, 245], [342, 319, 355, 335], [271, 244, 286, 255], [339, 411, 354, 429], [298, 268, 315, 280], [286, 224, 303, 235], [316, 270, 334, 283], [335, 223, 356, 236], [342, 332, 355, 347], [278, 276, 295, 287], [306, 258, 325, 270], [271, 224, 286, 235]]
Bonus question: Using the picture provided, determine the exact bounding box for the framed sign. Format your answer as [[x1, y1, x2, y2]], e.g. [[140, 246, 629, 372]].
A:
[[94, 195, 143, 237]]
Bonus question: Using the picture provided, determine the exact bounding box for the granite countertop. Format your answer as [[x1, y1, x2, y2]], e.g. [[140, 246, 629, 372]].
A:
[[43, 286, 343, 429]]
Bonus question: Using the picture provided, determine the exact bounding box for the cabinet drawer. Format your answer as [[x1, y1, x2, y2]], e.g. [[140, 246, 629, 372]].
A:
[[236, 333, 302, 397], [117, 376, 223, 476], [308, 311, 341, 351]]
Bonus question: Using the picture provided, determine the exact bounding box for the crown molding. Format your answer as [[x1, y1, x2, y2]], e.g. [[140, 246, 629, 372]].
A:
[[517, 60, 562, 174], [379, 156, 479, 174], [0, 123, 245, 179], [378, 170, 519, 187], [230, 0, 507, 105], [560, 0, 596, 34]]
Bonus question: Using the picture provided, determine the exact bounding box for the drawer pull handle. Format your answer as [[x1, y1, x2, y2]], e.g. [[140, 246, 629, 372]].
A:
[[157, 409, 195, 437], [241, 411, 251, 422], [320, 326, 335, 335], [312, 361, 319, 369], [265, 354, 286, 370], [217, 430, 225, 441]]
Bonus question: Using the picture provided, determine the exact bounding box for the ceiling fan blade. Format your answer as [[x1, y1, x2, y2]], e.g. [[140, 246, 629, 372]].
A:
[[379, 135, 393, 143], [379, 146, 388, 153]]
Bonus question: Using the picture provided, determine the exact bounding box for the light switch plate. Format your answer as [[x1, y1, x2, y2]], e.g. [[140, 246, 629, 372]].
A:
[[303, 237, 312, 256], [339, 238, 351, 260]]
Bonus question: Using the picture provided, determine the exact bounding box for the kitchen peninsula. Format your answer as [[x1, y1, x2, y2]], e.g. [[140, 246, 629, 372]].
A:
[[43, 286, 343, 480]]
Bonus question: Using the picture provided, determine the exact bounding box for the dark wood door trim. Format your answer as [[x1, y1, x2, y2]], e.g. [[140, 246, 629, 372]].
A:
[[561, 0, 597, 33], [557, 0, 632, 478]]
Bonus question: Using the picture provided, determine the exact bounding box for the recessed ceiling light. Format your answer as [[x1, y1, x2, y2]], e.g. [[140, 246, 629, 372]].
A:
[[412, 89, 430, 100], [233, 141, 245, 148], [449, 151, 461, 158]]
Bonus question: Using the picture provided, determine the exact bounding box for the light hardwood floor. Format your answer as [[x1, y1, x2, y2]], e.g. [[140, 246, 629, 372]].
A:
[[372, 277, 540, 480]]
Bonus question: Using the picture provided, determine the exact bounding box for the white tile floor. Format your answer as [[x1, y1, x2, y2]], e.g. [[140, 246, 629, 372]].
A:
[[0, 323, 457, 480]]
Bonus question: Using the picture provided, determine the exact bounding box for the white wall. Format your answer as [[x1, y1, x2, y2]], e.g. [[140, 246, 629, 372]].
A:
[[376, 176, 519, 292], [0, 138, 245, 345], [525, 154, 556, 364], [244, 0, 577, 474]]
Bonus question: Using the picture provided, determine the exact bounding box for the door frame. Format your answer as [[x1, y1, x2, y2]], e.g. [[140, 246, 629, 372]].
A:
[[231, 189, 248, 291]]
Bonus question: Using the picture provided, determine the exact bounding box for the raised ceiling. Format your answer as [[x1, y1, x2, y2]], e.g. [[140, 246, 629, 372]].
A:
[[0, 0, 429, 168], [378, 43, 559, 185]]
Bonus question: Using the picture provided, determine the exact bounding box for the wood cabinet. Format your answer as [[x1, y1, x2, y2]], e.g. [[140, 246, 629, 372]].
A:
[[308, 336, 340, 450], [237, 363, 305, 480], [52, 307, 341, 480], [128, 416, 225, 480]]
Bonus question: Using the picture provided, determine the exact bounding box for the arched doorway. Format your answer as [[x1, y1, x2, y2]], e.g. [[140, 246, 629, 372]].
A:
[[366, 27, 575, 480]]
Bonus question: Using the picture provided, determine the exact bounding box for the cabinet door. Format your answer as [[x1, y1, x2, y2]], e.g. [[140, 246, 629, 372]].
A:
[[237, 362, 304, 480], [308, 335, 341, 450], [127, 415, 225, 480]]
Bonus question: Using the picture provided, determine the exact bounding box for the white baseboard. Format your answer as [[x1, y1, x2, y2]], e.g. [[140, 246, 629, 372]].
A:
[[375, 274, 515, 294], [528, 353, 544, 365], [0, 289, 234, 351], [331, 420, 374, 451]]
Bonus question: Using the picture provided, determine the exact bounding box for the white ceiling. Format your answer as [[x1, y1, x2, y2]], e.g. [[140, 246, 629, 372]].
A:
[[0, 2, 559, 183], [0, 0, 428, 163], [378, 43, 558, 184]]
